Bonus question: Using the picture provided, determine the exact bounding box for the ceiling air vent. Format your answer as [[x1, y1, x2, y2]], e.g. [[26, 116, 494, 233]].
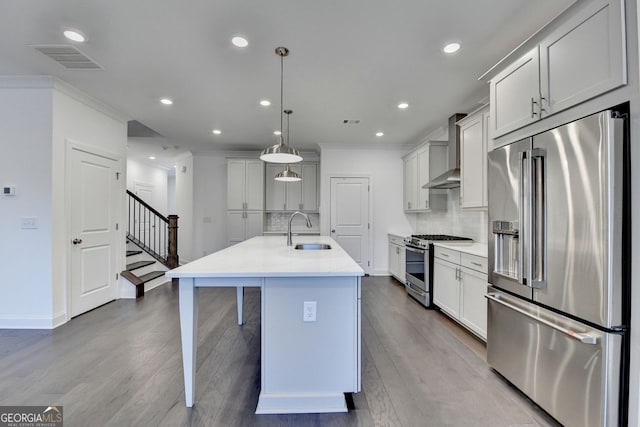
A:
[[342, 119, 361, 124], [31, 44, 103, 70]]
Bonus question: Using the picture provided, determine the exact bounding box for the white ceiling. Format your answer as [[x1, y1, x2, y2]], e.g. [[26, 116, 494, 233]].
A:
[[0, 0, 575, 159]]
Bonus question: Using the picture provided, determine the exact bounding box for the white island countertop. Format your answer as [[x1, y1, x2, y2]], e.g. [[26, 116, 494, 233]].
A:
[[166, 235, 364, 279], [433, 241, 488, 258]]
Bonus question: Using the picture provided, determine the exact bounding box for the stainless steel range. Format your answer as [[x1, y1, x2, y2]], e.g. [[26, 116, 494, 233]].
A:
[[403, 234, 472, 307]]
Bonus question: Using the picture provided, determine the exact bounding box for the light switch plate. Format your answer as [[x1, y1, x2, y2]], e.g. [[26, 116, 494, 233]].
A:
[[21, 216, 38, 229], [303, 301, 317, 322], [3, 186, 15, 196]]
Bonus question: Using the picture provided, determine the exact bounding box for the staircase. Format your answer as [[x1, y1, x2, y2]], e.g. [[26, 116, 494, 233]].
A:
[[121, 190, 179, 298]]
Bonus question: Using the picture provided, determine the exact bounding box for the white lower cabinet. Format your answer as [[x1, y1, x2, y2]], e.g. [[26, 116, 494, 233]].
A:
[[388, 234, 406, 283], [433, 258, 460, 318], [228, 211, 264, 246], [433, 246, 487, 341]]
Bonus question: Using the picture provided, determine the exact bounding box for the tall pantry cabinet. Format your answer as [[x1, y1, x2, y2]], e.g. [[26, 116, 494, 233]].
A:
[[227, 159, 264, 246]]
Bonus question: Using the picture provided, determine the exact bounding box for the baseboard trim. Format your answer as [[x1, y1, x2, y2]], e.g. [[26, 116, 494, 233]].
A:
[[0, 315, 59, 329], [371, 270, 392, 276], [52, 311, 67, 328]]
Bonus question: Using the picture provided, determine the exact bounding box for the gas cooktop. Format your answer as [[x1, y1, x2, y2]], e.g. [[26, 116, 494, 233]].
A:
[[404, 234, 472, 249]]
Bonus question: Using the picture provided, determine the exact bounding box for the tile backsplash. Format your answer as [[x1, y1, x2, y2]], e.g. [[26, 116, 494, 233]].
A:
[[265, 212, 320, 232], [416, 188, 488, 243]]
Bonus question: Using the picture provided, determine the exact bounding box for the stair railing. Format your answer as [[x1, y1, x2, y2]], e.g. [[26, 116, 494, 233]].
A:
[[126, 190, 179, 268]]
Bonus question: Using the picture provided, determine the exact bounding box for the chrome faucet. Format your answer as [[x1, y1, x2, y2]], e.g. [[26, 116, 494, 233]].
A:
[[288, 211, 312, 246]]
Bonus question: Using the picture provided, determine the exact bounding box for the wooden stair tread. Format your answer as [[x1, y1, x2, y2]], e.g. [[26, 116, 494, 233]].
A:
[[121, 270, 166, 285], [126, 250, 143, 257], [126, 260, 155, 271], [137, 271, 167, 283]]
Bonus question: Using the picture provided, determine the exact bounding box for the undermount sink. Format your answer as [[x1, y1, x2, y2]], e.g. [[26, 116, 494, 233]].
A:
[[294, 243, 332, 250]]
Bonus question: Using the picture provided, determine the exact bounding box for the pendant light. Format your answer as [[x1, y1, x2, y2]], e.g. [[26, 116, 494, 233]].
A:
[[275, 110, 302, 182], [260, 47, 303, 164]]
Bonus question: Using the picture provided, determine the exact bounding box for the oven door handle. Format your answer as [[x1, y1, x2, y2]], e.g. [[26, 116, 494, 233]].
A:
[[405, 245, 425, 254], [406, 282, 427, 297]]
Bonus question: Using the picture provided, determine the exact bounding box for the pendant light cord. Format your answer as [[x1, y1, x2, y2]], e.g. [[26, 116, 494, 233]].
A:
[[280, 54, 284, 145]]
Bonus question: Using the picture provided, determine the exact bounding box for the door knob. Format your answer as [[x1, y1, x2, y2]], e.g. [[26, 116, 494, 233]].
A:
[[331, 229, 336, 233], [72, 238, 82, 245]]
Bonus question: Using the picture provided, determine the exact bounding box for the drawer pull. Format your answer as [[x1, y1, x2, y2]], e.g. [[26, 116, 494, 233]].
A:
[[471, 261, 483, 267], [441, 253, 449, 257]]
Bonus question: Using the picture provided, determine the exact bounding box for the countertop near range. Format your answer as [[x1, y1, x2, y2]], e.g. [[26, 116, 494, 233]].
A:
[[433, 241, 488, 258]]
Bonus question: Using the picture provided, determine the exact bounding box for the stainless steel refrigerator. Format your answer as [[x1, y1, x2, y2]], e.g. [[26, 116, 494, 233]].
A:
[[487, 109, 630, 426]]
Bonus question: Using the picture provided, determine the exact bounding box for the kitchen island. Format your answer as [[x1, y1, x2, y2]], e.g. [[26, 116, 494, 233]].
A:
[[165, 235, 364, 414]]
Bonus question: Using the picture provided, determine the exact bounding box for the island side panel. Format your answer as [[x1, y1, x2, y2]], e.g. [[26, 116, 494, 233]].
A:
[[262, 276, 360, 394]]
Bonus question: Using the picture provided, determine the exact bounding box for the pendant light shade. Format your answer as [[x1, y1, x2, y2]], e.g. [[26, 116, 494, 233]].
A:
[[260, 137, 302, 164], [275, 164, 301, 182], [260, 47, 303, 164], [274, 110, 301, 181]]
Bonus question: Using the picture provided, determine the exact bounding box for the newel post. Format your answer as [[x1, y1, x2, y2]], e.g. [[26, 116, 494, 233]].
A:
[[168, 215, 179, 269]]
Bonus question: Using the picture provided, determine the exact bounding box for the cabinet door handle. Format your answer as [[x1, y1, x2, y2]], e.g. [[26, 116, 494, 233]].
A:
[[284, 203, 286, 211], [425, 200, 428, 208], [539, 96, 547, 116], [408, 202, 412, 209], [531, 97, 538, 118], [299, 203, 303, 210]]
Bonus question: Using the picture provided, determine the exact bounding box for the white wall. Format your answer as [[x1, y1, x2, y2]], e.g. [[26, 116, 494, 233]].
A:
[[167, 174, 176, 215], [320, 147, 413, 275], [0, 77, 127, 328], [0, 79, 54, 327], [175, 152, 194, 263], [126, 157, 169, 216], [192, 153, 229, 258], [52, 81, 127, 326]]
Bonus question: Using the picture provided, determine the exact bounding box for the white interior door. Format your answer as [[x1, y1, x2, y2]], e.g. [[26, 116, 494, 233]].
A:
[[69, 146, 119, 317], [133, 182, 155, 247], [330, 177, 370, 273]]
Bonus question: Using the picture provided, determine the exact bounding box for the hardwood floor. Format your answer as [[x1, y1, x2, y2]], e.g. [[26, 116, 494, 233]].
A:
[[0, 276, 558, 426]]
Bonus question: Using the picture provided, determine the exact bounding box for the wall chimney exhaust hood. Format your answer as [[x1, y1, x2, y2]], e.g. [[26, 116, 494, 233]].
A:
[[424, 113, 466, 189]]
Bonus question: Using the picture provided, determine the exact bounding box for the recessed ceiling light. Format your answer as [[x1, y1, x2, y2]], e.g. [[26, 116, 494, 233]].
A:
[[376, 132, 384, 137], [260, 100, 271, 106], [231, 36, 249, 48], [273, 130, 282, 136], [443, 42, 461, 54], [397, 102, 409, 109], [160, 98, 173, 105], [63, 30, 85, 43], [212, 129, 222, 135], [149, 156, 156, 160]]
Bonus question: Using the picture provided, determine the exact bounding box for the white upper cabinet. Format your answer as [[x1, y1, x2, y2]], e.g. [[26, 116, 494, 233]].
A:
[[403, 152, 417, 211], [490, 48, 541, 138], [265, 163, 318, 212], [489, 0, 626, 138], [227, 159, 264, 210], [265, 164, 287, 211], [539, 0, 626, 116], [459, 105, 489, 209], [403, 141, 447, 212]]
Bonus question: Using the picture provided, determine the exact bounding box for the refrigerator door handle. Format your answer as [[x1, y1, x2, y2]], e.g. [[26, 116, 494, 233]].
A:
[[531, 148, 546, 289], [485, 293, 598, 344], [526, 150, 535, 288], [518, 151, 526, 285]]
